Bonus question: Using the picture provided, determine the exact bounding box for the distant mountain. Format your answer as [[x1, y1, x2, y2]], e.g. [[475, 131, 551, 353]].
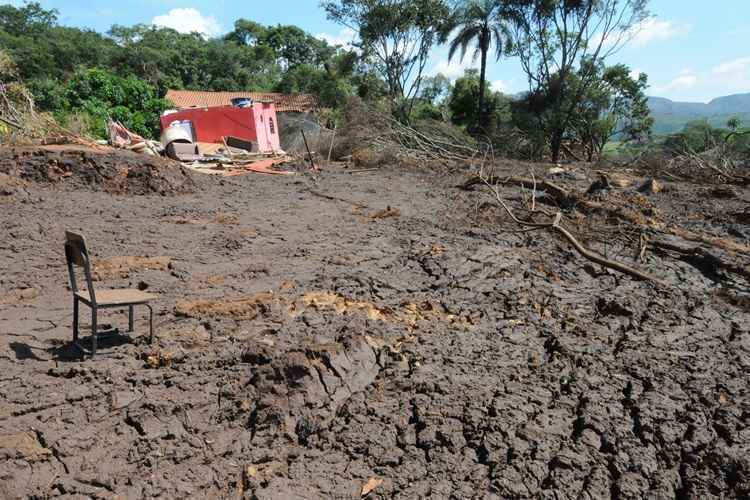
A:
[[648, 92, 750, 135]]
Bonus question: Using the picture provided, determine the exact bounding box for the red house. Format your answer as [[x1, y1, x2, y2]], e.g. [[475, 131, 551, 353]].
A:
[[161, 90, 318, 154], [160, 101, 281, 153]]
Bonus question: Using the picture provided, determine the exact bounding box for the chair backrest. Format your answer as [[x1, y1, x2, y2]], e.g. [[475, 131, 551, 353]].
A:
[[65, 231, 96, 302]]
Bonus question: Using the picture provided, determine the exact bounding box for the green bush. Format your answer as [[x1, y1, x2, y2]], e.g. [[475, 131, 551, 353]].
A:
[[42, 68, 171, 139], [663, 119, 724, 154]]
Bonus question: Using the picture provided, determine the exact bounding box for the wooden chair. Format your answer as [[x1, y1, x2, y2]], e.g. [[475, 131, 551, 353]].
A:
[[64, 231, 157, 358]]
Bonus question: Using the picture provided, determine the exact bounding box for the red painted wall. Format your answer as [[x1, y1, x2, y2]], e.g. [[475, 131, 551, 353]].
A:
[[252, 102, 281, 152], [160, 106, 258, 145]]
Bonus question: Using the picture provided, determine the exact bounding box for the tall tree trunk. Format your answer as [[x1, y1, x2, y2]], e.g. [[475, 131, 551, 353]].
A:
[[478, 37, 488, 132], [551, 128, 563, 163]]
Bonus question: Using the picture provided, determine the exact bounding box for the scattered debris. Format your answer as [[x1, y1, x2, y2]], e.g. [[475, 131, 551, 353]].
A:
[[0, 432, 52, 460], [182, 156, 294, 176], [361, 477, 383, 497], [144, 351, 173, 369], [342, 97, 478, 162], [108, 120, 162, 155], [639, 178, 662, 193], [370, 206, 401, 219]]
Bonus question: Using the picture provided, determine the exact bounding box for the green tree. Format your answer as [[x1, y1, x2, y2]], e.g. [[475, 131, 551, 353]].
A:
[[276, 52, 357, 109], [108, 24, 281, 93], [509, 0, 649, 162], [447, 0, 513, 131], [225, 21, 335, 70], [572, 63, 653, 160], [322, 0, 452, 120], [0, 3, 116, 81], [62, 68, 170, 138], [263, 25, 335, 68], [727, 116, 741, 132], [0, 1, 57, 37], [223, 19, 268, 46], [664, 120, 725, 155], [420, 73, 452, 105], [448, 69, 510, 134]]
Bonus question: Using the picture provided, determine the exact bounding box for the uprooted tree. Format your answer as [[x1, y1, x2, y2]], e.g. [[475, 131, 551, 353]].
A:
[[509, 0, 650, 162]]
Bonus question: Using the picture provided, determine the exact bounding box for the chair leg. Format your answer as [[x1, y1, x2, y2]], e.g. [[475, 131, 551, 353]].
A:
[[128, 305, 134, 332], [146, 304, 154, 344], [91, 307, 98, 358], [73, 296, 79, 343]]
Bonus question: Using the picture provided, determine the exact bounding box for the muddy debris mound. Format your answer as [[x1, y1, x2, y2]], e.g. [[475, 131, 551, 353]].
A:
[[0, 145, 195, 195]]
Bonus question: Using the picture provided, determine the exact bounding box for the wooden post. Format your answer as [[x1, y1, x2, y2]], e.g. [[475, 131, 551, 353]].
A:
[[301, 129, 317, 171], [327, 122, 337, 162]]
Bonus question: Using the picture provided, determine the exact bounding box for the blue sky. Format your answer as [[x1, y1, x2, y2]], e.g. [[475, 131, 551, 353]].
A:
[[12, 0, 750, 102]]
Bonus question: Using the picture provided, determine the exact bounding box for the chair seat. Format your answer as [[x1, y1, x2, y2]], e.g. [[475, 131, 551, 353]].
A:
[[76, 289, 157, 306]]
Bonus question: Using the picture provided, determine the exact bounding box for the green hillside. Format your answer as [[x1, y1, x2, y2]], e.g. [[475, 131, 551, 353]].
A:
[[648, 93, 750, 135], [651, 112, 750, 135]]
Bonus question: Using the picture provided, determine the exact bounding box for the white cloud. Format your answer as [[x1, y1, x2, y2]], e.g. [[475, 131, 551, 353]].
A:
[[430, 58, 477, 80], [629, 69, 644, 81], [491, 80, 511, 93], [652, 58, 750, 100], [709, 56, 750, 94], [630, 18, 688, 47], [712, 57, 750, 76], [152, 8, 221, 38], [316, 28, 357, 49], [653, 70, 698, 94], [601, 17, 689, 49]]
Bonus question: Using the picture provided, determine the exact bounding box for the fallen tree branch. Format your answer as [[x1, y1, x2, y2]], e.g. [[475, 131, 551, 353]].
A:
[[482, 179, 666, 286], [463, 172, 750, 257], [305, 188, 369, 209], [461, 175, 575, 206], [0, 115, 21, 129]]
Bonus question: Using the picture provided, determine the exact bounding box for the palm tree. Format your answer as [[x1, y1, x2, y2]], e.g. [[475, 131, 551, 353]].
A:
[[447, 0, 511, 131]]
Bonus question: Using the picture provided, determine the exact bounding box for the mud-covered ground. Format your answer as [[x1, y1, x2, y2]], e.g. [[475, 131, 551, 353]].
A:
[[1, 147, 749, 499]]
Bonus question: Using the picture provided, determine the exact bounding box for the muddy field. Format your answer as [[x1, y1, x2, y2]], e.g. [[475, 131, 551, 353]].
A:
[[0, 146, 748, 499]]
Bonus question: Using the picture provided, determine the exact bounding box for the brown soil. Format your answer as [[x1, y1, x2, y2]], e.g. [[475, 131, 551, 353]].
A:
[[0, 147, 748, 499], [0, 145, 194, 195]]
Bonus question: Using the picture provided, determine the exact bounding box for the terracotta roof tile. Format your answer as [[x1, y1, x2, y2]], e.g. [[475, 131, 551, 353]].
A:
[[165, 90, 318, 113]]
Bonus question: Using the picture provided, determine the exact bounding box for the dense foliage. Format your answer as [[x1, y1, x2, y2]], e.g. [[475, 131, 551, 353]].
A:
[[508, 0, 650, 161], [0, 0, 656, 162], [322, 0, 453, 121], [446, 0, 513, 132], [664, 118, 750, 156], [0, 2, 366, 138]]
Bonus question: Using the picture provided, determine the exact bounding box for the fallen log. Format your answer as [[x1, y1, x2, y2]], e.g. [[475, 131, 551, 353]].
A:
[[551, 215, 663, 284], [483, 180, 666, 286], [463, 173, 750, 257], [460, 175, 576, 206]]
